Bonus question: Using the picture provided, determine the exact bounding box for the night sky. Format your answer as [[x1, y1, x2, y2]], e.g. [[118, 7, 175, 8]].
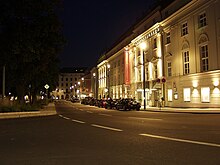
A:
[[59, 0, 155, 68]]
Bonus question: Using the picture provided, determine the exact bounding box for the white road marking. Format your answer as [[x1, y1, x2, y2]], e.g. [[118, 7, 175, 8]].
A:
[[87, 111, 93, 113], [99, 113, 112, 117], [72, 119, 86, 124], [59, 114, 63, 117], [140, 133, 220, 148], [91, 124, 123, 132], [62, 116, 70, 120], [128, 117, 162, 121]]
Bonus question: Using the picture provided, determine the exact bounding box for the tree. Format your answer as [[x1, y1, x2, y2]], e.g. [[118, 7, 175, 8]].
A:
[[0, 0, 65, 103]]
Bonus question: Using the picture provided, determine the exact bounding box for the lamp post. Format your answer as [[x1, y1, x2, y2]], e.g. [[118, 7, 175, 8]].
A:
[[93, 73, 96, 98], [140, 42, 147, 110], [44, 84, 50, 101], [2, 65, 5, 99], [107, 64, 110, 98], [78, 81, 81, 99]]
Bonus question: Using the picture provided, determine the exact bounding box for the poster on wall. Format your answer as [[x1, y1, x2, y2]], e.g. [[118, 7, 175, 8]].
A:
[[201, 87, 210, 102], [168, 89, 172, 101], [183, 88, 191, 102]]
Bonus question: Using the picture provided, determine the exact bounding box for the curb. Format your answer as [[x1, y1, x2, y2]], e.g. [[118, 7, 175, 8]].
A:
[[0, 103, 57, 119]]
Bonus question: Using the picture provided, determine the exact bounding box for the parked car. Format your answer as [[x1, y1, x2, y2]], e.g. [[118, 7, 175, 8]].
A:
[[70, 97, 80, 103], [115, 98, 141, 111], [104, 99, 117, 109]]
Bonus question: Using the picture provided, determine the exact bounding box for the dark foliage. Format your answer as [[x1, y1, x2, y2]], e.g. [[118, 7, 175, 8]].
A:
[[0, 0, 65, 103]]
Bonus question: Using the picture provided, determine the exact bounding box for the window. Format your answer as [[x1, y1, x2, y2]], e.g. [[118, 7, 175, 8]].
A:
[[61, 77, 63, 81], [61, 83, 63, 87], [167, 62, 172, 77], [66, 83, 68, 87], [70, 78, 72, 81], [75, 78, 77, 81], [183, 51, 190, 74], [168, 89, 172, 101], [166, 32, 170, 44], [154, 64, 158, 79], [183, 88, 191, 102], [153, 38, 157, 49], [199, 13, 207, 28], [145, 66, 149, 80], [201, 87, 210, 102], [66, 78, 68, 81], [137, 49, 141, 65], [200, 45, 208, 72], [181, 22, 188, 36], [138, 67, 142, 82]]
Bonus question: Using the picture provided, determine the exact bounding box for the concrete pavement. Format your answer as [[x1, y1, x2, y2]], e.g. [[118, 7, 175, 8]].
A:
[[0, 102, 57, 119], [1, 101, 220, 120], [141, 106, 220, 114]]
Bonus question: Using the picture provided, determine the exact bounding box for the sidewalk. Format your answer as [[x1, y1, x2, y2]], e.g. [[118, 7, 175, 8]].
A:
[[140, 106, 220, 114], [0, 102, 57, 119]]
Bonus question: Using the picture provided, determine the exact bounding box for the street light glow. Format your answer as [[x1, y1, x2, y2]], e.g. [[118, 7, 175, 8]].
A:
[[140, 42, 147, 50]]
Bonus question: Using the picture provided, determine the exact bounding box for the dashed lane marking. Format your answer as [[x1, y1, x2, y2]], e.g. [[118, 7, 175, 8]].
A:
[[128, 117, 162, 121], [59, 115, 70, 120], [72, 119, 86, 124], [86, 111, 93, 113], [62, 116, 70, 120], [91, 124, 123, 132], [140, 133, 220, 148], [99, 113, 112, 117]]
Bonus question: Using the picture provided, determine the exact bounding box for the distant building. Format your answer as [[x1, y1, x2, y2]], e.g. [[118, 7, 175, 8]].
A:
[[51, 67, 87, 100]]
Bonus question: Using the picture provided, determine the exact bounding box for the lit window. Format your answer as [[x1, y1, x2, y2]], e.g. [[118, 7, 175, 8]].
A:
[[201, 87, 210, 102], [181, 22, 188, 36], [166, 32, 170, 44], [183, 51, 190, 75], [200, 45, 208, 72], [154, 64, 158, 79], [168, 89, 172, 101], [167, 62, 172, 77], [153, 38, 157, 49], [199, 13, 207, 28], [138, 67, 142, 82], [183, 88, 191, 102], [145, 66, 149, 81]]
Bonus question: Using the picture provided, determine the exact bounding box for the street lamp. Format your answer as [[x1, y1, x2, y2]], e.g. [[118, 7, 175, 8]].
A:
[[93, 73, 96, 98], [44, 84, 50, 100], [140, 42, 147, 110], [78, 81, 81, 99], [107, 64, 110, 98]]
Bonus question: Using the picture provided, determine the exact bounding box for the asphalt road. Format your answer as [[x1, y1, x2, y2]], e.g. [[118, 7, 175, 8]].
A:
[[0, 100, 220, 165]]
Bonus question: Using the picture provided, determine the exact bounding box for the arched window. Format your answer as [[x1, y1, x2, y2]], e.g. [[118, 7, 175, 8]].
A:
[[199, 34, 209, 72], [182, 41, 190, 75]]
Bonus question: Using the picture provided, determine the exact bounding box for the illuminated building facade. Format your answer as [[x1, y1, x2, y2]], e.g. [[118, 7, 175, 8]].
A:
[[160, 0, 220, 107], [97, 0, 220, 108], [52, 67, 87, 100]]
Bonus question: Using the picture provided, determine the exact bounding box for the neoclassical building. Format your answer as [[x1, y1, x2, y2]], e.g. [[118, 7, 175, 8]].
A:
[[97, 0, 220, 108], [52, 67, 87, 100]]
